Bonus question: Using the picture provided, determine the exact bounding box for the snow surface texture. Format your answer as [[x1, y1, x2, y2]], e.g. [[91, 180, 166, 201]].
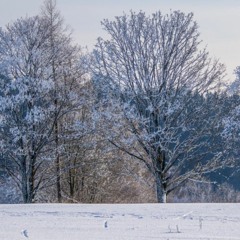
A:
[[0, 203, 240, 240]]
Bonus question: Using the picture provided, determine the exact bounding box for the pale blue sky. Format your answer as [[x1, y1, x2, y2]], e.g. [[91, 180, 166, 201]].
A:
[[0, 0, 239, 81]]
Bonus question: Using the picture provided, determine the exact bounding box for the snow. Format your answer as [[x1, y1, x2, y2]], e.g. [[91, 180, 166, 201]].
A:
[[0, 203, 240, 240]]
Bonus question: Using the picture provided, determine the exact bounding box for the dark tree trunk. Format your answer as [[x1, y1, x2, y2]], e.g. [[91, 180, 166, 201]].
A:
[[55, 119, 62, 203], [155, 173, 167, 203], [155, 150, 167, 203], [21, 156, 35, 203]]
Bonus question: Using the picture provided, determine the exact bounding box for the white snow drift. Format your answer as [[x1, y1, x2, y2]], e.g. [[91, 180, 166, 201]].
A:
[[0, 203, 239, 240]]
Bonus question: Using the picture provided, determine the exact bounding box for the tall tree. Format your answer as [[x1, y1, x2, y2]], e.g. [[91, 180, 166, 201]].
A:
[[92, 11, 228, 203], [40, 0, 83, 202], [0, 1, 85, 203], [0, 16, 55, 203]]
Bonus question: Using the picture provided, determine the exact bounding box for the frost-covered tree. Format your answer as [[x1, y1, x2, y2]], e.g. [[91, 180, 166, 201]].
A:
[[40, 0, 83, 203], [0, 3, 85, 202], [92, 11, 228, 203], [0, 16, 56, 203], [32, 0, 88, 203], [222, 67, 240, 160]]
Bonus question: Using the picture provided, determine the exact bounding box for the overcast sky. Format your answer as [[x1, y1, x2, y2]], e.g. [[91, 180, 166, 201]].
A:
[[0, 0, 239, 81]]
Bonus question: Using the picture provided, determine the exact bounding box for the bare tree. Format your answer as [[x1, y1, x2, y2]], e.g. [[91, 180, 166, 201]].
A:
[[92, 11, 228, 203], [40, 0, 85, 202]]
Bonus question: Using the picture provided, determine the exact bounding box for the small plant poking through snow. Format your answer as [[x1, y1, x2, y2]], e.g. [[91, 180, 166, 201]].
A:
[[104, 220, 108, 229], [168, 225, 181, 233], [21, 229, 28, 238]]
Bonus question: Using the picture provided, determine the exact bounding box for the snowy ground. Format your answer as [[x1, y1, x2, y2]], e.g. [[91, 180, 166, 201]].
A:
[[0, 203, 240, 240]]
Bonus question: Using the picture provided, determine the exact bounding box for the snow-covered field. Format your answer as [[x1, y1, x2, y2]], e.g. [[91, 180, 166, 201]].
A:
[[0, 203, 240, 240]]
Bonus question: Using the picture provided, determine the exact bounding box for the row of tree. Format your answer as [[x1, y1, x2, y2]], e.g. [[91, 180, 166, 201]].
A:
[[0, 0, 239, 203]]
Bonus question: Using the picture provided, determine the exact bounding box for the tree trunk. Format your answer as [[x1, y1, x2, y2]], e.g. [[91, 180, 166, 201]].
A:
[[155, 173, 167, 203], [21, 157, 35, 203], [69, 169, 75, 202], [22, 171, 28, 203], [56, 155, 62, 202], [27, 156, 35, 203], [21, 157, 30, 203], [54, 119, 62, 203], [154, 150, 168, 203]]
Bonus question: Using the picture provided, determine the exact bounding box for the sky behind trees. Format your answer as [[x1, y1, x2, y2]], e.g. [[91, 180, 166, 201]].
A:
[[0, 0, 239, 81]]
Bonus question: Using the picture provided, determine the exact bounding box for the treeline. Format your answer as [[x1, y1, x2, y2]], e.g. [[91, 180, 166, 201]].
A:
[[0, 0, 240, 203]]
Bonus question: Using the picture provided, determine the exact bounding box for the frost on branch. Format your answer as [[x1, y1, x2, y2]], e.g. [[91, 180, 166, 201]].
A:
[[92, 10, 229, 203], [0, 7, 86, 203]]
